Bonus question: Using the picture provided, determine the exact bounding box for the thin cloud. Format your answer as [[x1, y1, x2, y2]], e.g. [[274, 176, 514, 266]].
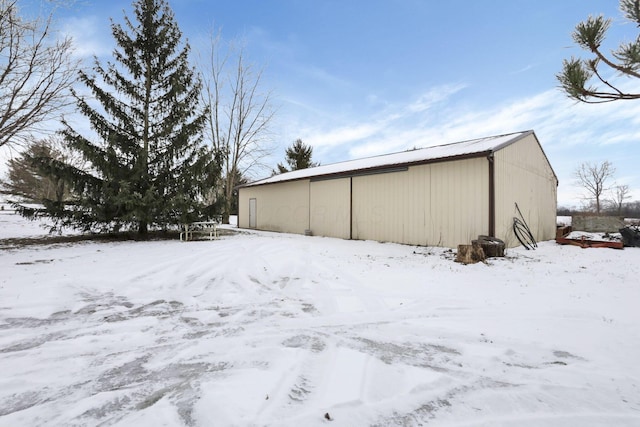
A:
[[306, 122, 386, 148], [511, 64, 535, 74], [300, 84, 468, 156], [296, 64, 353, 89], [62, 15, 113, 58], [282, 81, 640, 207], [406, 83, 467, 113]]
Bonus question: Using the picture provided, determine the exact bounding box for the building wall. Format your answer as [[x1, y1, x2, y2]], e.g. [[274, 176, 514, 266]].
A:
[[351, 158, 489, 248], [238, 180, 310, 233], [238, 135, 556, 249], [428, 158, 490, 247], [352, 170, 421, 244], [310, 178, 351, 239], [493, 134, 558, 247]]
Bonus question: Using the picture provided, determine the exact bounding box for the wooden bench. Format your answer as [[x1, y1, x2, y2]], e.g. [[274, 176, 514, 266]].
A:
[[180, 221, 219, 241]]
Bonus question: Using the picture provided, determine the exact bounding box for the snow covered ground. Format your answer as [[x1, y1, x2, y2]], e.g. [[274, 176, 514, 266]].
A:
[[1, 211, 639, 426]]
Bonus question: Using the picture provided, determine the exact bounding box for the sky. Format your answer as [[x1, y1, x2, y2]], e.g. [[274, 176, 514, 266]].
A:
[[5, 0, 640, 208]]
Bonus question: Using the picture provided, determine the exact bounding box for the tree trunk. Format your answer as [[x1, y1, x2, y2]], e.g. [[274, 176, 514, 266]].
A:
[[222, 195, 231, 224], [223, 172, 234, 224], [138, 221, 148, 236], [455, 242, 485, 264]]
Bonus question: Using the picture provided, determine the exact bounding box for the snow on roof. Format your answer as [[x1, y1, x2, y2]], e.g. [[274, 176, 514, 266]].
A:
[[245, 130, 533, 187]]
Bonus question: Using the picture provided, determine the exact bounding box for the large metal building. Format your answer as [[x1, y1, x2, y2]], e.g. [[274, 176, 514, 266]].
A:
[[237, 130, 558, 248]]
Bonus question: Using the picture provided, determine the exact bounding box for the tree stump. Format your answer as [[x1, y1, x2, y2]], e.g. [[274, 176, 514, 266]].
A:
[[455, 242, 486, 264], [476, 235, 505, 258]]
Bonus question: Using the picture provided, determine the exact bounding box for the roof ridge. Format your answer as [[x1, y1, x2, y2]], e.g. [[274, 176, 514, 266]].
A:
[[242, 130, 534, 188]]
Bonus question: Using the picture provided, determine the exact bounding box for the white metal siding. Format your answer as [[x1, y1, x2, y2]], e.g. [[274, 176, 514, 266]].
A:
[[352, 158, 489, 247], [352, 170, 416, 244], [428, 159, 489, 247], [238, 180, 310, 233], [494, 134, 558, 247], [237, 134, 556, 249], [249, 198, 257, 228], [310, 178, 351, 239]]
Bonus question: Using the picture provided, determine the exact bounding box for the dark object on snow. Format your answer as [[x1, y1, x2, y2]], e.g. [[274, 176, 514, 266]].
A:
[[513, 203, 537, 250], [475, 235, 505, 257], [556, 225, 571, 239], [620, 226, 640, 247], [556, 226, 624, 249], [456, 241, 486, 264], [324, 412, 333, 421]]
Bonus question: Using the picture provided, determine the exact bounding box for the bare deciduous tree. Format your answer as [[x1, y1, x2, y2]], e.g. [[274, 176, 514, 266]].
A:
[[0, 0, 78, 148], [200, 30, 274, 224], [610, 184, 631, 215], [575, 160, 616, 214]]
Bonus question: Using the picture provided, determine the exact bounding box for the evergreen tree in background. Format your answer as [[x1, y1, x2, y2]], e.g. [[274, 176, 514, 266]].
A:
[[2, 138, 72, 205], [276, 139, 318, 173], [26, 0, 217, 235]]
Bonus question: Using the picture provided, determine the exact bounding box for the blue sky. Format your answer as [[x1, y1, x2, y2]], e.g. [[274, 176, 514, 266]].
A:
[[9, 0, 640, 207]]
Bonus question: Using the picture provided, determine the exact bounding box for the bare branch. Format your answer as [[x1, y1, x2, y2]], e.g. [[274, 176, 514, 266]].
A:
[[198, 30, 275, 223], [557, 3, 640, 103], [0, 0, 79, 148], [574, 160, 616, 214], [610, 184, 631, 215]]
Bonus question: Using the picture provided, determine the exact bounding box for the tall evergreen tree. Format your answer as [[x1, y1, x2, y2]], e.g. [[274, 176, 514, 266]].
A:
[[276, 139, 318, 173], [26, 0, 218, 234]]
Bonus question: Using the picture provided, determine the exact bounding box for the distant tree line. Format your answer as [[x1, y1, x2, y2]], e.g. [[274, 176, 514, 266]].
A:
[[558, 201, 640, 218]]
